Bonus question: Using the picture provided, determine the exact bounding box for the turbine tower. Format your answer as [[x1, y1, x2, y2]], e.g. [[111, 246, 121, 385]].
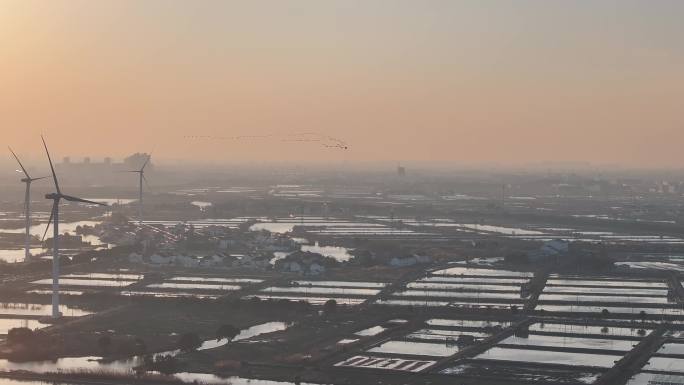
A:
[[8, 147, 47, 262], [125, 154, 151, 224], [41, 136, 107, 318]]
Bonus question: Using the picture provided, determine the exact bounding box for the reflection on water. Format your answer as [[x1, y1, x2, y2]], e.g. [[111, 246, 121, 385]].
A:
[[0, 248, 47, 263], [0, 318, 48, 334], [301, 242, 354, 262], [0, 220, 104, 247], [198, 321, 292, 350], [0, 303, 91, 317]]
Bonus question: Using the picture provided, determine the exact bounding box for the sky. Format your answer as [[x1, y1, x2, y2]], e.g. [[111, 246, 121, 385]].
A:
[[1, 0, 683, 167]]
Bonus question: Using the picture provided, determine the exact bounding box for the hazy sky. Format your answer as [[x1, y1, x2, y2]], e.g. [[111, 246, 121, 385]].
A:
[[1, 0, 683, 167]]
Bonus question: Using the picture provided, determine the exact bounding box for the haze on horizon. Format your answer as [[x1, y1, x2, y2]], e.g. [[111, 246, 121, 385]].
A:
[[1, 0, 683, 168]]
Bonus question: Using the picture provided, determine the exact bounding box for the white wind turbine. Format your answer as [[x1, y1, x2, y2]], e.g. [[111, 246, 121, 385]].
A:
[[8, 147, 48, 262], [41, 136, 107, 318], [124, 154, 151, 224]]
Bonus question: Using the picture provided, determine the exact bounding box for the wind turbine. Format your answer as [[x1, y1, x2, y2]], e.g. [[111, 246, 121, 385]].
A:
[[8, 147, 48, 262], [41, 136, 107, 318], [124, 154, 151, 225]]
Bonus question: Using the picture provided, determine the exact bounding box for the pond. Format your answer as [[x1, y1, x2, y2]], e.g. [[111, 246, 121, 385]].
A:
[[431, 267, 533, 278], [169, 277, 263, 284], [529, 323, 650, 338], [368, 340, 460, 357], [354, 326, 386, 337], [0, 318, 48, 334], [407, 329, 490, 341], [32, 278, 135, 288], [657, 343, 684, 355], [247, 295, 367, 306], [190, 201, 212, 211], [197, 321, 292, 350], [475, 347, 621, 368], [419, 276, 528, 285], [407, 282, 521, 292], [0, 248, 47, 263], [547, 279, 666, 288], [147, 283, 242, 291], [261, 287, 380, 296], [426, 319, 511, 329], [396, 290, 523, 300], [543, 286, 668, 296], [538, 294, 669, 304], [301, 242, 354, 262], [643, 357, 684, 373], [498, 335, 636, 351], [291, 280, 387, 288], [0, 303, 91, 317]]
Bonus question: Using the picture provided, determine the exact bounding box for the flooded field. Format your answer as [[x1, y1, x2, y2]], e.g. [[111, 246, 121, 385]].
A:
[[147, 282, 242, 291], [431, 267, 533, 278], [499, 335, 637, 351], [644, 357, 684, 373], [538, 293, 670, 304], [0, 247, 47, 263], [406, 328, 490, 341], [354, 326, 386, 337], [246, 295, 367, 305], [368, 340, 460, 357], [658, 343, 684, 355], [261, 286, 380, 296], [197, 321, 292, 350], [427, 318, 510, 329], [169, 276, 264, 284], [475, 347, 621, 368], [529, 323, 651, 338], [395, 290, 523, 300], [63, 273, 143, 280], [546, 278, 667, 288], [536, 304, 684, 315], [120, 291, 220, 299], [32, 278, 137, 288], [0, 302, 91, 317], [542, 286, 668, 296], [407, 282, 521, 292], [419, 276, 528, 284], [626, 373, 684, 385], [441, 361, 601, 384], [291, 280, 387, 288], [0, 318, 47, 334]]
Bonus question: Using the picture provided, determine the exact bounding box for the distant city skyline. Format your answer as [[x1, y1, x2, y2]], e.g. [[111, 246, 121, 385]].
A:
[[2, 0, 683, 167]]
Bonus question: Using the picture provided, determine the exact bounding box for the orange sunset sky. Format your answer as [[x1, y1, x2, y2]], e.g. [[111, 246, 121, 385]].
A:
[[1, 0, 683, 167]]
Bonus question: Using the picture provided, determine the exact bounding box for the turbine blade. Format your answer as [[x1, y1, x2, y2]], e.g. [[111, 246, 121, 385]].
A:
[[31, 176, 50, 182], [62, 195, 108, 206], [142, 174, 152, 192], [42, 204, 56, 242], [8, 147, 30, 179], [140, 153, 152, 171], [41, 136, 60, 194]]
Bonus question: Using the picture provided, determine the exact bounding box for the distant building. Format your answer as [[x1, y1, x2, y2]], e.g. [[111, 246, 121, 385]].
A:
[[397, 165, 406, 177], [54, 153, 152, 185]]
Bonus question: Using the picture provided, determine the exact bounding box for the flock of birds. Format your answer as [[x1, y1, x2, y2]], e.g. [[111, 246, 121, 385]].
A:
[[184, 132, 350, 150]]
